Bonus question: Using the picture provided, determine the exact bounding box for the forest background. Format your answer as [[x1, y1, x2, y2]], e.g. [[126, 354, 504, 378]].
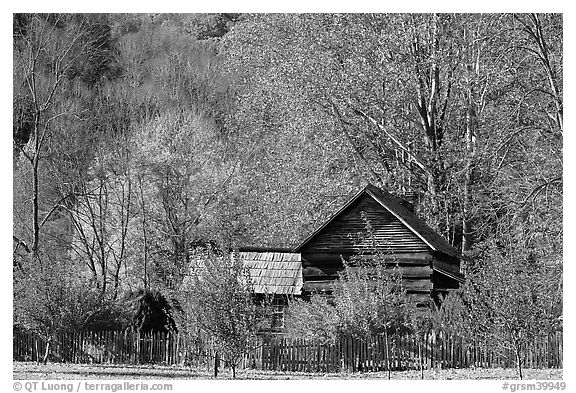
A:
[[11, 13, 563, 356]]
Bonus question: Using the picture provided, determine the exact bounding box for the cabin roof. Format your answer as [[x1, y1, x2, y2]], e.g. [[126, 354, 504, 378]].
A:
[[239, 251, 303, 295], [188, 251, 303, 296], [294, 184, 461, 259], [435, 267, 465, 284]]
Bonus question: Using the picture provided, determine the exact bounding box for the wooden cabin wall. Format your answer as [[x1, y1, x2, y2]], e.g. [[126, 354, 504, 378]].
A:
[[301, 194, 430, 254], [297, 193, 462, 308], [432, 271, 460, 290], [432, 254, 461, 275], [301, 252, 434, 306], [431, 254, 461, 294]]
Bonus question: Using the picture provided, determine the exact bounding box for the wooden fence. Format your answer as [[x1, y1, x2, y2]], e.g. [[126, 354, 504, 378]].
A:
[[13, 330, 562, 372]]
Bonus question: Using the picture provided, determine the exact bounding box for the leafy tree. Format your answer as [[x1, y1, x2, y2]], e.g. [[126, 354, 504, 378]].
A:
[[183, 13, 241, 41], [336, 256, 410, 377], [458, 220, 561, 379], [221, 13, 561, 258], [131, 108, 243, 290], [179, 248, 270, 378], [333, 257, 409, 339], [284, 295, 339, 344], [13, 256, 101, 363]]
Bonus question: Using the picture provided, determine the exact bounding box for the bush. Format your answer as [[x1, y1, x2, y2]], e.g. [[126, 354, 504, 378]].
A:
[[284, 295, 339, 343], [333, 256, 410, 339], [126, 289, 177, 333]]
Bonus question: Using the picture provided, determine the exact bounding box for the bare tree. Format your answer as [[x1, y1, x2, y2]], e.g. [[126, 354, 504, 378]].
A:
[[13, 14, 114, 257]]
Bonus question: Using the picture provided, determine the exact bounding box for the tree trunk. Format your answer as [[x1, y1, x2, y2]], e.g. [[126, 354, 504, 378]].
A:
[[384, 330, 391, 380], [35, 337, 40, 364], [214, 351, 219, 378], [32, 147, 40, 256], [43, 337, 51, 365], [462, 74, 478, 256], [516, 350, 523, 380], [139, 176, 149, 290]]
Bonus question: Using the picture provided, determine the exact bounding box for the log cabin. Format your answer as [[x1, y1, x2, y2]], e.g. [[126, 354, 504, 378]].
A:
[[190, 184, 464, 329], [293, 184, 464, 307]]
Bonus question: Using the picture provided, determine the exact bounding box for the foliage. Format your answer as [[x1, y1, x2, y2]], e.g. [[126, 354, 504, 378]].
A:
[[464, 231, 561, 379], [429, 290, 471, 337], [221, 13, 562, 255], [13, 255, 101, 362], [285, 254, 411, 343], [177, 248, 270, 378], [12, 14, 562, 374], [333, 256, 410, 339], [427, 217, 562, 379], [127, 289, 177, 333], [284, 295, 339, 343]]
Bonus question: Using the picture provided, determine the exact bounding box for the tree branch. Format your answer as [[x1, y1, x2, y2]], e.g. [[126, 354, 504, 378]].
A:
[[510, 177, 562, 206], [13, 235, 31, 254], [351, 106, 431, 176]]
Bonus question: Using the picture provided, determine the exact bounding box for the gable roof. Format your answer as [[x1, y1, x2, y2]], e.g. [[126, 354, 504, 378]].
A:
[[294, 184, 461, 259]]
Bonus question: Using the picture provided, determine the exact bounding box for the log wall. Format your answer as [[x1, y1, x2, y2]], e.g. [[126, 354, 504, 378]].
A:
[[299, 193, 461, 303]]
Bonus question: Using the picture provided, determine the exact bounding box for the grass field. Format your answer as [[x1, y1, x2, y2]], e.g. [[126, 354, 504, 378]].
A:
[[13, 362, 563, 380]]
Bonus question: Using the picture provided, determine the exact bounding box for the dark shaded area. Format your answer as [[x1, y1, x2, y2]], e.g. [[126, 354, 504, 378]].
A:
[[129, 289, 177, 333]]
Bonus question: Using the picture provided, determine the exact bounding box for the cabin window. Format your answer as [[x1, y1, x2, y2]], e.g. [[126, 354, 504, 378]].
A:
[[270, 297, 286, 331]]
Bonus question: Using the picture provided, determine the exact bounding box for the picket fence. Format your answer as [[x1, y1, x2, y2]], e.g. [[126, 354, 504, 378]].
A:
[[13, 330, 562, 372]]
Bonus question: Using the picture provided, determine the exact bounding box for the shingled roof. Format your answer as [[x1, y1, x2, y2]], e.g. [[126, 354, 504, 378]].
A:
[[294, 184, 461, 259], [188, 250, 303, 296], [239, 251, 303, 295]]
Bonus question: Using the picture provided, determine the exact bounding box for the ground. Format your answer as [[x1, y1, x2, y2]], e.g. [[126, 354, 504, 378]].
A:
[[13, 362, 563, 380]]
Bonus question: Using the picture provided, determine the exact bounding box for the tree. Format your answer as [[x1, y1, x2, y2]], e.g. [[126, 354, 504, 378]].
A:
[[405, 305, 434, 379], [334, 257, 409, 339], [335, 255, 410, 377], [223, 14, 474, 238], [13, 256, 100, 363], [461, 220, 561, 379], [284, 295, 339, 344], [131, 109, 243, 290], [179, 248, 270, 378], [222, 13, 562, 258], [13, 14, 117, 257]]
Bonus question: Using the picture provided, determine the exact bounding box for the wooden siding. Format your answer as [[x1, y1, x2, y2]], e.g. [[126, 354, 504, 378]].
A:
[[294, 185, 462, 304], [302, 252, 433, 266], [432, 256, 462, 276], [301, 253, 434, 301], [303, 265, 433, 280], [300, 194, 430, 255], [303, 279, 433, 292]]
